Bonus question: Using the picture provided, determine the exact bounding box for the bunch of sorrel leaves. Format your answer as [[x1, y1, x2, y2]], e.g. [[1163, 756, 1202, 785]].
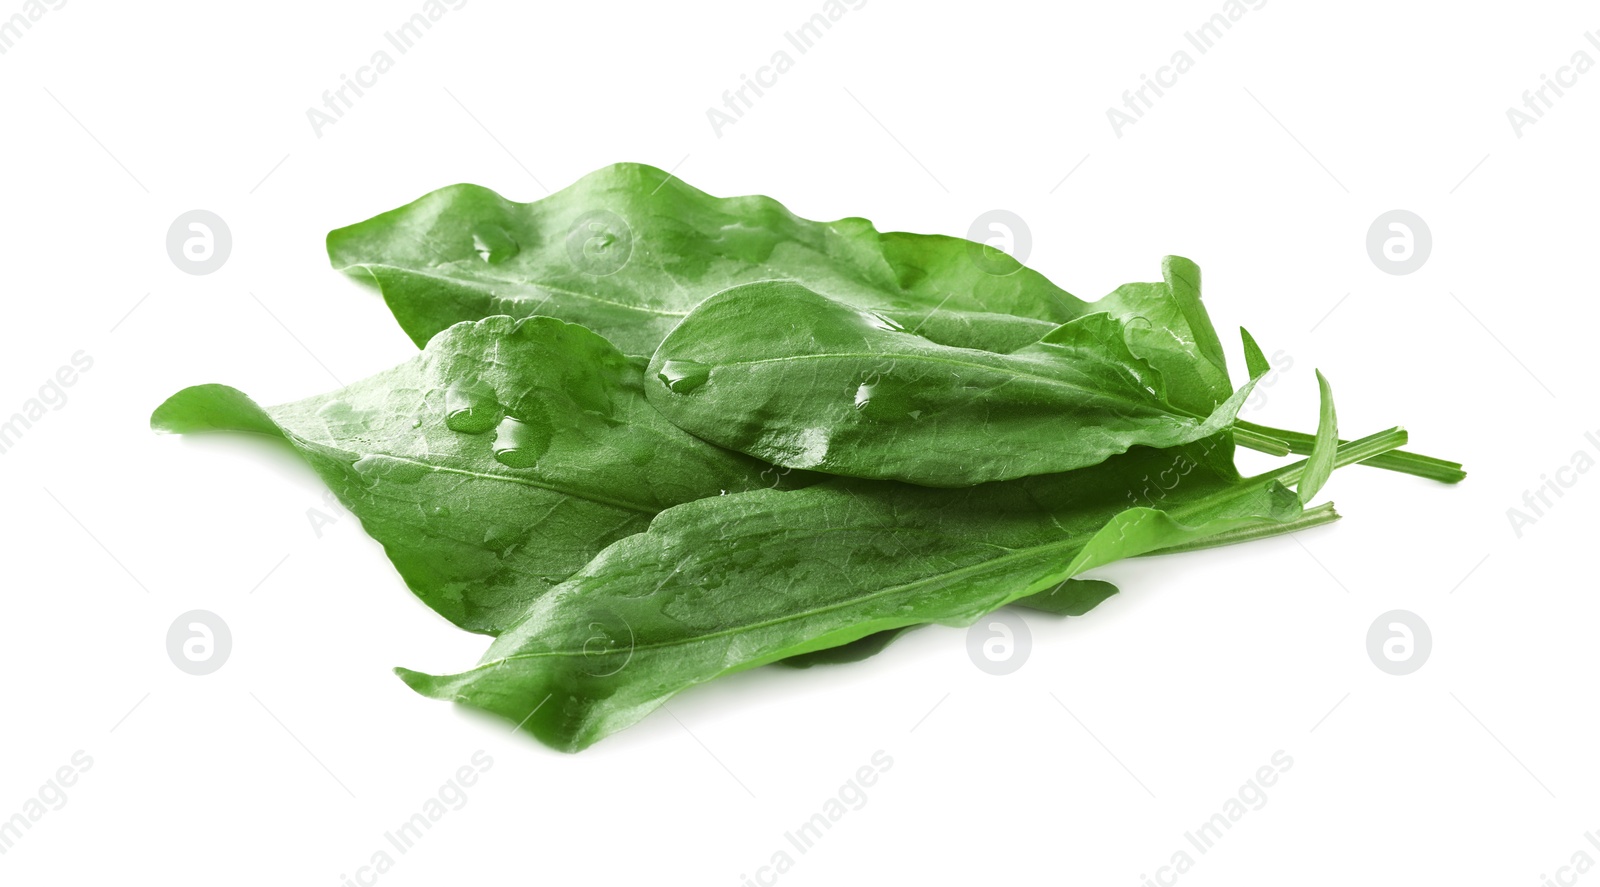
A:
[[153, 163, 1463, 751]]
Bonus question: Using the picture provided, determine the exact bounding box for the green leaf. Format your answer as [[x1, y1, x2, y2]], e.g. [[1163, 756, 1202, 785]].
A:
[[152, 316, 778, 635], [645, 281, 1258, 486], [328, 168, 1240, 395], [1160, 256, 1229, 375], [329, 165, 1465, 485], [1088, 259, 1253, 476], [398, 430, 1410, 751], [141, 158, 1467, 752], [1093, 256, 1234, 415], [327, 163, 1083, 358], [398, 426, 1410, 751], [1240, 327, 1271, 379], [1297, 370, 1338, 503]]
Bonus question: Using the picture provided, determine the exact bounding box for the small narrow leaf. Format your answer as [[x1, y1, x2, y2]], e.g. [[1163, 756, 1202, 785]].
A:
[[1240, 327, 1271, 379], [1298, 370, 1338, 503]]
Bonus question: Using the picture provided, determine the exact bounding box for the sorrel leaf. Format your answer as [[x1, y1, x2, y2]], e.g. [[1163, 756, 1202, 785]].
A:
[[142, 159, 1468, 753], [152, 316, 777, 635], [646, 281, 1258, 486], [327, 162, 1080, 358], [1094, 256, 1232, 416], [399, 423, 1407, 752], [1298, 370, 1338, 503], [329, 164, 1461, 483]]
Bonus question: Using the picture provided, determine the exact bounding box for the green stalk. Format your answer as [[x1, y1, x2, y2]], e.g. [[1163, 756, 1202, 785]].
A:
[[1141, 427, 1407, 558], [1234, 420, 1465, 484], [1124, 427, 1403, 561], [1258, 426, 1410, 488], [1231, 425, 1292, 457]]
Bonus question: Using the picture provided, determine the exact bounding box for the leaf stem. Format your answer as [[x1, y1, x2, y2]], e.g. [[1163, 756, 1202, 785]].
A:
[[1260, 426, 1410, 488], [1235, 419, 1465, 484], [1231, 426, 1292, 456]]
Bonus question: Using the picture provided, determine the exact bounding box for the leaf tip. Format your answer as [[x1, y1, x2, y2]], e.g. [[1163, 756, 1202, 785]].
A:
[[1239, 327, 1270, 379], [150, 384, 282, 438]]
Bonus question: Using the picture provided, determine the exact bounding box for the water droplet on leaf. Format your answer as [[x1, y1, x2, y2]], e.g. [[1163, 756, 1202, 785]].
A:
[[851, 378, 920, 421], [444, 381, 501, 434], [859, 310, 905, 332], [482, 523, 523, 558], [492, 415, 550, 469], [471, 226, 520, 264], [657, 359, 711, 394], [315, 398, 376, 435]]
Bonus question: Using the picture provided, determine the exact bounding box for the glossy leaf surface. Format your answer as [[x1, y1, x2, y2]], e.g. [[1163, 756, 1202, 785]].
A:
[[328, 162, 1081, 358], [328, 165, 1462, 483], [647, 281, 1257, 486], [1094, 256, 1232, 415], [152, 316, 775, 635], [400, 426, 1404, 752]]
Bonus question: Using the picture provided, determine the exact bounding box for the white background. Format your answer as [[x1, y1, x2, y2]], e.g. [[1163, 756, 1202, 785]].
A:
[[2, 1, 1596, 884]]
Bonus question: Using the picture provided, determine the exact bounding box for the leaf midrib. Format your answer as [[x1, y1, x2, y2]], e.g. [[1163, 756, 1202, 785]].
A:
[[289, 427, 659, 516], [687, 349, 1183, 415]]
